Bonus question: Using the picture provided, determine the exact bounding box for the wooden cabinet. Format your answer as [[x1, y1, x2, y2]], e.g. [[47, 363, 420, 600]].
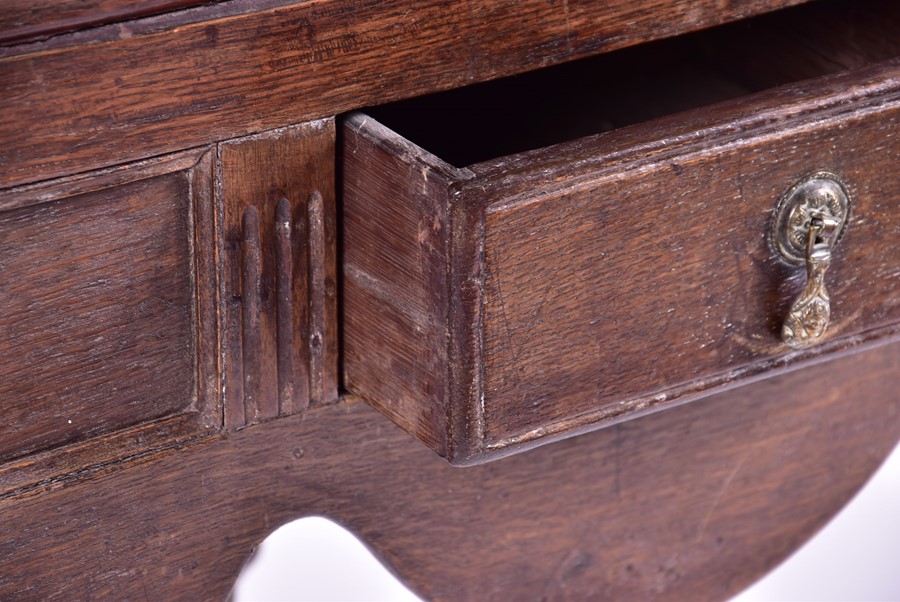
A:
[[0, 0, 897, 599]]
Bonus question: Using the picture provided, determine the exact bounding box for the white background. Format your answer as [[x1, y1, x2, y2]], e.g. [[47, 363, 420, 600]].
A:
[[234, 443, 900, 601]]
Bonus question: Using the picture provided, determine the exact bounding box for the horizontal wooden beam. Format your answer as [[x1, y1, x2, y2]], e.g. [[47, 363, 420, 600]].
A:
[[0, 0, 207, 45], [0, 0, 808, 188]]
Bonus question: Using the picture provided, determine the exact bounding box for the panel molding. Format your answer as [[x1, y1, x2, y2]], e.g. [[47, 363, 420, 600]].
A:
[[0, 147, 220, 496]]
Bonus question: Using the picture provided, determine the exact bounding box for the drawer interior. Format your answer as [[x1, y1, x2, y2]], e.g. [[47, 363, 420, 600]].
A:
[[365, 0, 900, 168]]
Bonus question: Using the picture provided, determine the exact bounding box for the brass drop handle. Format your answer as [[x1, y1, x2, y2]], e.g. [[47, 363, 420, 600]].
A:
[[771, 173, 851, 349], [781, 214, 838, 348]]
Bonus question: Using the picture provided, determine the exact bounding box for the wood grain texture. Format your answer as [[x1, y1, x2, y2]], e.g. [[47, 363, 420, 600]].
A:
[[0, 155, 194, 461], [0, 0, 211, 45], [477, 75, 900, 449], [0, 0, 811, 188], [698, 0, 900, 91], [366, 0, 900, 171], [344, 46, 900, 462], [0, 343, 897, 600], [1, 2, 898, 600], [343, 115, 471, 452], [220, 120, 338, 429], [0, 149, 220, 494]]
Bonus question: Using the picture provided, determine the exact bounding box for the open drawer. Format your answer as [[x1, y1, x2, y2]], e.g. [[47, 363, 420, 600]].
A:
[[342, 0, 900, 464]]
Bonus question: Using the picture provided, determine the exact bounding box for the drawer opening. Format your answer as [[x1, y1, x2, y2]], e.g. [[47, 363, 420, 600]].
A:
[[364, 0, 900, 168]]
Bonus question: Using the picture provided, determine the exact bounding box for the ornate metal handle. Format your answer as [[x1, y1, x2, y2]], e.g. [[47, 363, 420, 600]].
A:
[[771, 173, 851, 349], [782, 215, 838, 348]]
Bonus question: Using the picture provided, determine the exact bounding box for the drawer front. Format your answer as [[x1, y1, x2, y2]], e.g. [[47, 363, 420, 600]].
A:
[[480, 96, 900, 446], [0, 153, 217, 462]]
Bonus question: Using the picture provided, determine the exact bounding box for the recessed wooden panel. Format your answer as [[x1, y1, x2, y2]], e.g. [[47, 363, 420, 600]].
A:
[[0, 153, 214, 463]]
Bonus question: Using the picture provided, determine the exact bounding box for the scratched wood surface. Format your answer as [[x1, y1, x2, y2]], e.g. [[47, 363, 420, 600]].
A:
[[0, 118, 339, 496], [0, 149, 221, 495], [342, 115, 467, 453], [0, 151, 218, 464], [366, 0, 900, 170], [0, 0, 898, 599], [0, 342, 897, 600], [343, 0, 900, 463], [0, 0, 811, 188], [476, 74, 900, 448]]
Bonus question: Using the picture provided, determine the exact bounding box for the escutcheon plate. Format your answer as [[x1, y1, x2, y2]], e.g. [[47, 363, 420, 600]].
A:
[[771, 172, 851, 264]]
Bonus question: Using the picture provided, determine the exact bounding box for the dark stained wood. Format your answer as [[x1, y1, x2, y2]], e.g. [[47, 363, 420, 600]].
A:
[[0, 342, 897, 600], [0, 149, 217, 465], [274, 198, 295, 414], [219, 120, 338, 429], [241, 205, 264, 423], [306, 190, 329, 405], [344, 25, 900, 463], [698, 0, 900, 91], [1, 0, 898, 598], [0, 147, 220, 496], [0, 150, 204, 214], [0, 0, 812, 188], [0, 0, 211, 45], [343, 116, 468, 452], [477, 95, 900, 446], [365, 0, 900, 171]]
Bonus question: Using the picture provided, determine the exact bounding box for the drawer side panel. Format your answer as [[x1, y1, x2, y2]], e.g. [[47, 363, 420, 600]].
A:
[[343, 115, 465, 454]]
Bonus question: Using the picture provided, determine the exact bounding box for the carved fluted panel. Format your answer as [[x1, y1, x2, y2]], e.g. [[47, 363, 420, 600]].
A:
[[220, 120, 337, 429]]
